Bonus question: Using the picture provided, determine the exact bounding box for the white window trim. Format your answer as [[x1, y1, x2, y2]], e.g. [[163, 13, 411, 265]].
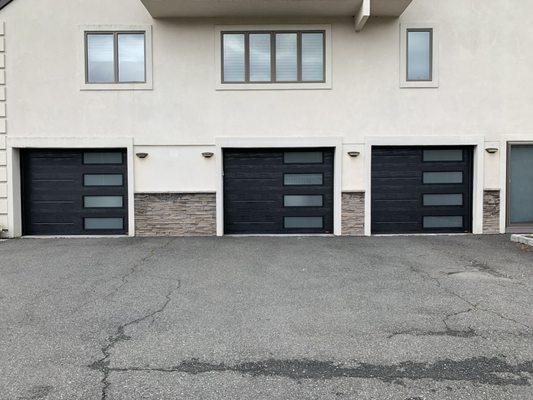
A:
[[214, 24, 332, 91], [78, 25, 153, 91], [400, 22, 439, 89]]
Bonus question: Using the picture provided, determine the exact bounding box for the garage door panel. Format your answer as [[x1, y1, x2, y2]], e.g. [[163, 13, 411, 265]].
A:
[[371, 146, 473, 234], [224, 148, 334, 234], [22, 149, 128, 236]]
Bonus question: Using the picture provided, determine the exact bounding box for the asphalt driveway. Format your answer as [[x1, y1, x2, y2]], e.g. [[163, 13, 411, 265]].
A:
[[0, 235, 532, 400]]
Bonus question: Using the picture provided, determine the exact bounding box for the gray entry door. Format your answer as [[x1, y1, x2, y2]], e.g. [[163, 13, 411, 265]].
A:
[[507, 144, 533, 232]]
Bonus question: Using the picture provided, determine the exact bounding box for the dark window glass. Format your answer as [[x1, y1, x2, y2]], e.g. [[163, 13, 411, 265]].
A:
[[284, 174, 323, 186], [84, 174, 123, 186], [84, 218, 124, 230], [83, 152, 123, 164], [284, 217, 323, 229]]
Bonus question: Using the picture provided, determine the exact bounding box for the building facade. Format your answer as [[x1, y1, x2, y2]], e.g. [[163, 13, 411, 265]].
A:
[[0, 0, 532, 237]]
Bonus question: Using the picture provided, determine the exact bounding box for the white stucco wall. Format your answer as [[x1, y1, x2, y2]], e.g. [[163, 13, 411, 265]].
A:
[[1, 0, 532, 235]]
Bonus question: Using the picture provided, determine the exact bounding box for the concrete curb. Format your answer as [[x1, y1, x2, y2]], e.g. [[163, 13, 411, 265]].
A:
[[511, 234, 533, 247]]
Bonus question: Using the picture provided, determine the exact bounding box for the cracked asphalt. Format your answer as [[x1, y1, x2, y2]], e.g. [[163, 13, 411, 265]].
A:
[[0, 235, 532, 400]]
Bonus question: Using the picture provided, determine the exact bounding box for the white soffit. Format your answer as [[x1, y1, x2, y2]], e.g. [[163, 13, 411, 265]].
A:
[[140, 0, 413, 18]]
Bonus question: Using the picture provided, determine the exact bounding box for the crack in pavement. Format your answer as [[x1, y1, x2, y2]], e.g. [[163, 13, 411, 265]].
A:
[[388, 308, 479, 339], [103, 239, 175, 301], [88, 281, 181, 400], [69, 240, 175, 315], [103, 357, 533, 386], [408, 264, 532, 331]]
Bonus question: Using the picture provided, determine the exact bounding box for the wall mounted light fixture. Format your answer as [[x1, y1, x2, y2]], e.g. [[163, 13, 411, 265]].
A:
[[136, 152, 149, 159], [485, 148, 499, 154], [347, 151, 360, 158], [202, 152, 214, 158]]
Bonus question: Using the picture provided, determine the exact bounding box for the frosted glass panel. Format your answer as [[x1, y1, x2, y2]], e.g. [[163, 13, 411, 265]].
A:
[[407, 30, 432, 81], [84, 174, 123, 186], [423, 149, 463, 162], [301, 33, 324, 82], [223, 34, 245, 82], [284, 174, 323, 186], [87, 34, 115, 83], [423, 172, 463, 184], [509, 145, 533, 224], [423, 216, 463, 229], [249, 34, 271, 82], [284, 217, 323, 229], [423, 194, 463, 206], [284, 195, 323, 207], [276, 33, 297, 82], [118, 33, 145, 83], [83, 152, 122, 164], [284, 152, 323, 164], [84, 196, 123, 208], [84, 218, 123, 230]]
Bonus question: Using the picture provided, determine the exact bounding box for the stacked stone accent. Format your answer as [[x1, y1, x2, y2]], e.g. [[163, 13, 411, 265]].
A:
[[0, 22, 7, 237], [342, 191, 365, 236], [483, 190, 500, 234], [135, 193, 216, 236]]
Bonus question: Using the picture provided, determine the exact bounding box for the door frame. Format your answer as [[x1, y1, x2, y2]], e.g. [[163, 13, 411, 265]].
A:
[[215, 137, 343, 236], [364, 136, 485, 236], [7, 137, 135, 238], [505, 141, 533, 233]]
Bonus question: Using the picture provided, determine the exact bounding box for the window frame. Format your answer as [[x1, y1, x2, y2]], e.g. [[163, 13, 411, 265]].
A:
[[400, 23, 439, 89], [221, 30, 326, 85], [79, 25, 153, 91], [215, 24, 332, 91]]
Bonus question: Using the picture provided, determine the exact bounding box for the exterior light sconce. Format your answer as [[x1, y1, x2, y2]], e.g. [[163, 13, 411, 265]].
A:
[[485, 148, 499, 154], [202, 152, 214, 158], [347, 151, 360, 158], [136, 152, 149, 159]]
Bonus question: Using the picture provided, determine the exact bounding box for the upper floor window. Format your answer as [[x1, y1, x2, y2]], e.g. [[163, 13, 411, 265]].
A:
[[406, 29, 432, 82], [400, 23, 438, 88], [85, 31, 146, 84], [221, 31, 325, 84]]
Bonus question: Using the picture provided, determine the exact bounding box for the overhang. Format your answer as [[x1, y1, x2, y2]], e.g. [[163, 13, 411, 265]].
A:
[[139, 0, 413, 18]]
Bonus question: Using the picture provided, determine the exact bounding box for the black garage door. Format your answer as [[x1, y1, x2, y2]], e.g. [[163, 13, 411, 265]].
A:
[[372, 146, 473, 234], [21, 149, 128, 235], [224, 148, 334, 234]]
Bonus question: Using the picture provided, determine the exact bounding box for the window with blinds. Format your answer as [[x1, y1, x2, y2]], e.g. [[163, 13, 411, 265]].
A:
[[221, 31, 325, 84]]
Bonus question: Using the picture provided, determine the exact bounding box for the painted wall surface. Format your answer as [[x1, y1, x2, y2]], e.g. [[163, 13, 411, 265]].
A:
[[1, 0, 531, 196]]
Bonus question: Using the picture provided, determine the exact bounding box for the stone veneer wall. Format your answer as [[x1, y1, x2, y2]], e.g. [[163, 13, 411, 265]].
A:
[[342, 192, 365, 236], [483, 190, 501, 234], [135, 193, 216, 237], [0, 22, 7, 237]]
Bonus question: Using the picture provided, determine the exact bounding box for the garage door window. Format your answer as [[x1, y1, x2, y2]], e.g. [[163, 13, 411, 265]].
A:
[[423, 171, 463, 184], [84, 196, 123, 208], [284, 217, 323, 229], [284, 195, 323, 207], [423, 149, 463, 162], [84, 174, 123, 186], [423, 216, 463, 229], [84, 217, 124, 230], [83, 152, 123, 164], [284, 151, 323, 164], [284, 174, 323, 186], [423, 194, 463, 206]]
